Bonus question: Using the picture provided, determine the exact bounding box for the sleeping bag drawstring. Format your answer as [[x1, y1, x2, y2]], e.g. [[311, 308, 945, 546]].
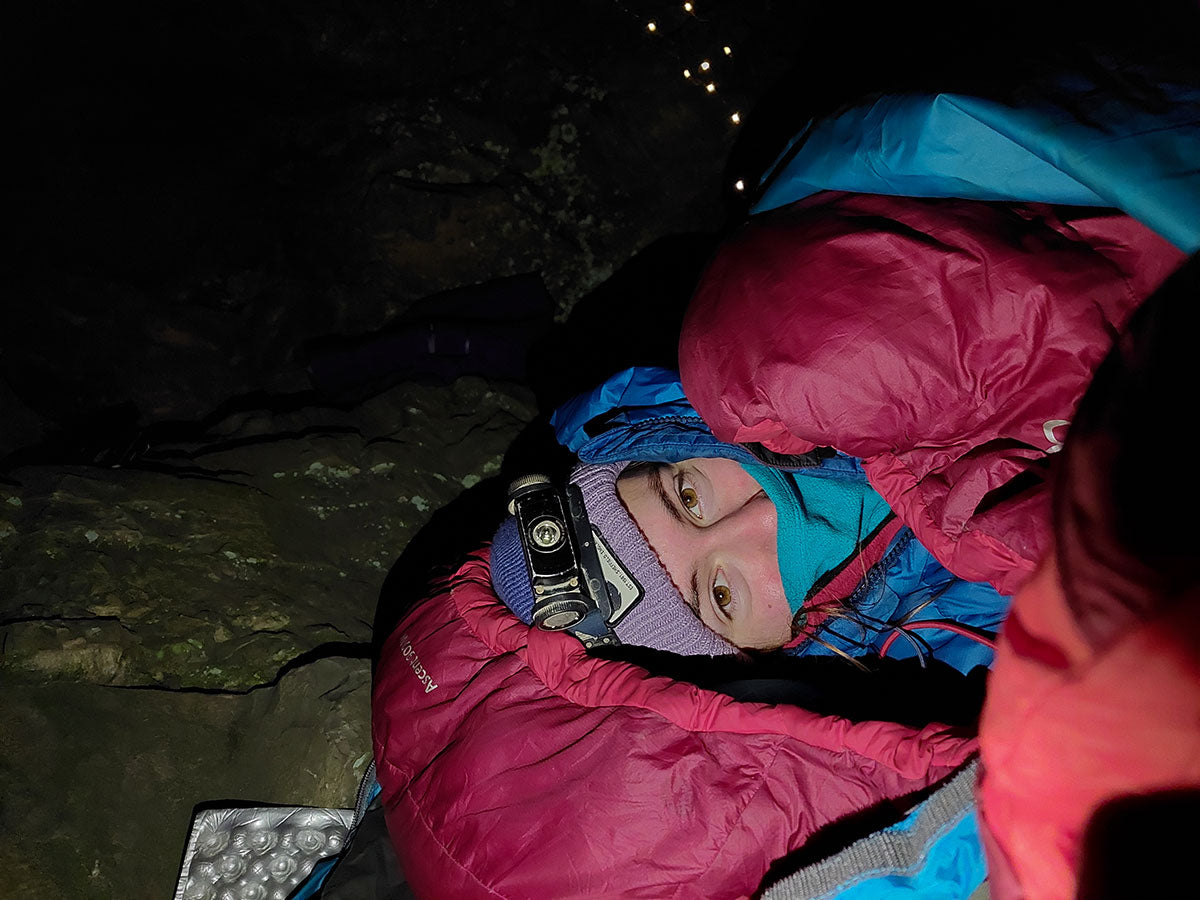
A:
[[880, 622, 997, 659], [877, 583, 998, 662], [800, 571, 998, 669]]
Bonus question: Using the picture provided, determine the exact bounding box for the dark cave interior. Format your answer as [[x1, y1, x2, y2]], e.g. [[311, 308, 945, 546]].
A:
[[2, 2, 1197, 896]]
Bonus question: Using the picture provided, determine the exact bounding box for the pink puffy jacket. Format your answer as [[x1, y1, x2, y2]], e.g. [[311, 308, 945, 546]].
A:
[[372, 550, 973, 899], [681, 192, 1182, 597]]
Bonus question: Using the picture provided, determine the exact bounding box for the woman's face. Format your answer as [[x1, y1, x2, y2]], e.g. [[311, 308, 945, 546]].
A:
[[616, 457, 793, 650]]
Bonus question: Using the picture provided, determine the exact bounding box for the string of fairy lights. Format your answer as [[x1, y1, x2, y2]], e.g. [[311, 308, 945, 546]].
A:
[[611, 1, 749, 191]]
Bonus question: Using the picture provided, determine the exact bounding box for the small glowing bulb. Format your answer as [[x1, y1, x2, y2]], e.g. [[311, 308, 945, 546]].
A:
[[731, 111, 741, 124], [699, 60, 711, 71], [647, 20, 657, 32], [705, 82, 716, 93], [734, 179, 745, 192], [682, 68, 691, 78], [723, 45, 732, 56], [683, 2, 694, 12]]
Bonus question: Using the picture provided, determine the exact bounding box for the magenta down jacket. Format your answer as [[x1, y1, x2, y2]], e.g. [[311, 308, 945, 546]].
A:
[[372, 550, 975, 899], [682, 193, 1183, 598]]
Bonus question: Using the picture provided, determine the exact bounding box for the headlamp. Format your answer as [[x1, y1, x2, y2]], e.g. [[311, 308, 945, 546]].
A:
[[506, 474, 620, 648]]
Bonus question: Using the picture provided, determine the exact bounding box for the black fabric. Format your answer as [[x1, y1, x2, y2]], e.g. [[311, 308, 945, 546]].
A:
[[590, 645, 987, 729], [305, 799, 414, 900]]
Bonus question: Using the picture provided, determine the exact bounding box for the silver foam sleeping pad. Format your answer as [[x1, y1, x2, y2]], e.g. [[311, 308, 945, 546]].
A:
[[174, 806, 354, 900]]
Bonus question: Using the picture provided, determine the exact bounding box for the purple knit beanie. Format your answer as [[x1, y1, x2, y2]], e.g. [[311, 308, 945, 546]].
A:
[[490, 461, 736, 656]]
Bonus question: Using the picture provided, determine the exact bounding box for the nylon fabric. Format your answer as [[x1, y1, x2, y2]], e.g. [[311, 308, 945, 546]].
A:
[[761, 762, 985, 900], [551, 365, 766, 467], [681, 193, 1184, 598], [792, 531, 1007, 674], [753, 63, 1200, 253], [371, 550, 975, 899], [551, 365, 695, 453], [755, 93, 1105, 212]]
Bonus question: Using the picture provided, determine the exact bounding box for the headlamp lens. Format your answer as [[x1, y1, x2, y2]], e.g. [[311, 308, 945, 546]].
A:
[[530, 518, 563, 549]]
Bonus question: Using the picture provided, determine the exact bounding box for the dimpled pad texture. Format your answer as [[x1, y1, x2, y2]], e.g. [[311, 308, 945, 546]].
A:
[[174, 806, 354, 900]]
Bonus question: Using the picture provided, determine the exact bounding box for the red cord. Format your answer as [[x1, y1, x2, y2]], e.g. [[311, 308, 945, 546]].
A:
[[879, 621, 998, 658]]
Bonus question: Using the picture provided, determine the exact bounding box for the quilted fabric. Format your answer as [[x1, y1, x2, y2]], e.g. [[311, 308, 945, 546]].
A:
[[681, 193, 1183, 597], [372, 550, 974, 899]]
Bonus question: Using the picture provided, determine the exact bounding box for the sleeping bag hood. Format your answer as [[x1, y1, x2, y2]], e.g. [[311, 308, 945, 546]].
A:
[[372, 372, 981, 898], [372, 548, 977, 899]]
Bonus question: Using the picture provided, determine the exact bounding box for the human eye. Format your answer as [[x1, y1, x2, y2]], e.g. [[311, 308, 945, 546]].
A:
[[711, 570, 735, 620], [675, 472, 704, 521]]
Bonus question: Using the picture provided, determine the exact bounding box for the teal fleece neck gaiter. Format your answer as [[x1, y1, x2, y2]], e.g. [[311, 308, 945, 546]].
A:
[[745, 463, 892, 613]]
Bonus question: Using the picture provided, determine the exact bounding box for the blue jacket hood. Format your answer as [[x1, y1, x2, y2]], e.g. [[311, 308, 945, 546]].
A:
[[550, 365, 867, 481]]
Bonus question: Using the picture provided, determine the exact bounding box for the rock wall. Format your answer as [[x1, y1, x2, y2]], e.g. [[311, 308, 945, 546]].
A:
[[4, 3, 790, 890], [7, 0, 787, 434], [1, 378, 536, 896]]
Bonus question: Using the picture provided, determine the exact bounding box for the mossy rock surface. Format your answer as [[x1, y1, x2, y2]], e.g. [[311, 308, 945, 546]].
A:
[[0, 378, 532, 899], [1, 379, 532, 689], [0, 656, 371, 900]]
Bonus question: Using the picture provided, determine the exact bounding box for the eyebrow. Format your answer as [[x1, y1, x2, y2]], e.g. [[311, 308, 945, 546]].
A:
[[647, 463, 686, 525]]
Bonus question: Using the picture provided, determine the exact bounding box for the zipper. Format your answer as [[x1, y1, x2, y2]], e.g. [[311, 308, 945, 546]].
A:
[[351, 759, 379, 827]]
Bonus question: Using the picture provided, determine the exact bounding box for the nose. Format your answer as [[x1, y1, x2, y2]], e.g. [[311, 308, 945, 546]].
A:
[[700, 491, 778, 554]]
